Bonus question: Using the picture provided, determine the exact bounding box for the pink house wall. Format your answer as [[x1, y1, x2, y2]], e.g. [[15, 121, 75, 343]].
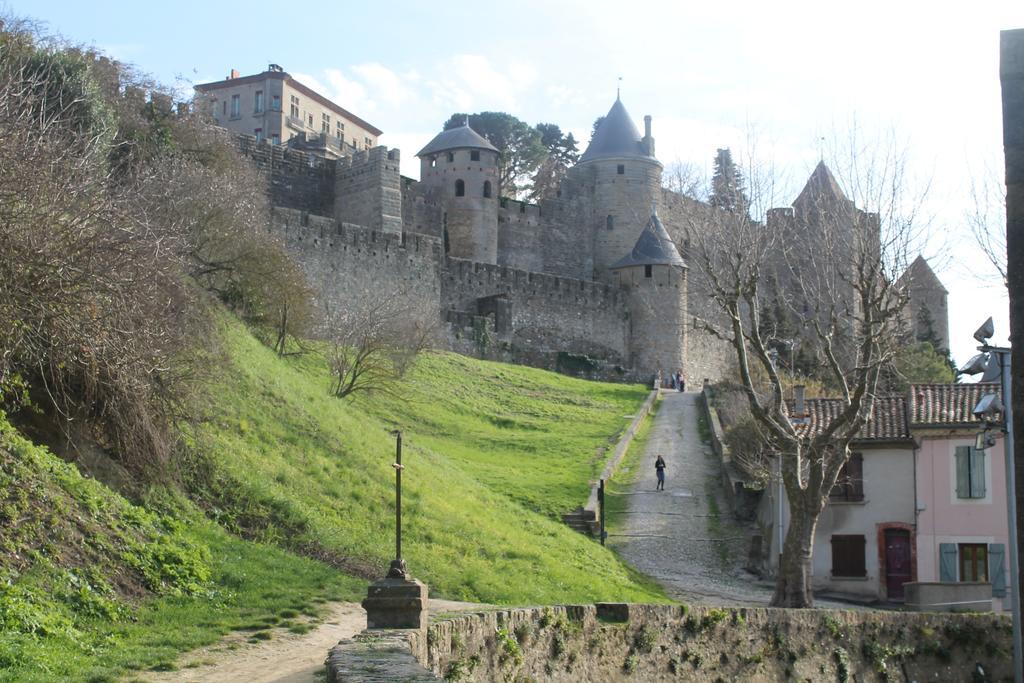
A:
[[915, 435, 1009, 588]]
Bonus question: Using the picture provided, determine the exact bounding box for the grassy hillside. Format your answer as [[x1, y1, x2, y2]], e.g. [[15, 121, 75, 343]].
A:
[[188, 317, 660, 603], [1, 316, 665, 680]]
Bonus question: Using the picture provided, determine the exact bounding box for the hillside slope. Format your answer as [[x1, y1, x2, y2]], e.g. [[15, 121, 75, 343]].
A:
[[186, 317, 660, 603], [1, 316, 664, 680]]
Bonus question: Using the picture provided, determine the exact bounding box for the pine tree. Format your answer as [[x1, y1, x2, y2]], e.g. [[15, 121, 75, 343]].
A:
[[709, 148, 750, 216]]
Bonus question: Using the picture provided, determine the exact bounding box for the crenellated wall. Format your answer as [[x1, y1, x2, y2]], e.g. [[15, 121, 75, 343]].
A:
[[442, 258, 630, 370], [334, 146, 403, 235], [272, 207, 443, 332], [235, 134, 335, 215]]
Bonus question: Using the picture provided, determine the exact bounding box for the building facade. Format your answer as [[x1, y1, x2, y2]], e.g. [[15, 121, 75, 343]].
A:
[[195, 64, 382, 157]]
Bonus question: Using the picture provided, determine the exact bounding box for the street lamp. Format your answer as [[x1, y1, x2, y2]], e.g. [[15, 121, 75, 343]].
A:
[[960, 316, 1020, 682]]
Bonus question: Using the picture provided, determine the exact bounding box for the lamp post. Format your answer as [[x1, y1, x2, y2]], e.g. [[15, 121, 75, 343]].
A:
[[961, 317, 1020, 682]]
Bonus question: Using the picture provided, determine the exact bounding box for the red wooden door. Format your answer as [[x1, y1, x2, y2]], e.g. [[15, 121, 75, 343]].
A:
[[884, 529, 912, 600]]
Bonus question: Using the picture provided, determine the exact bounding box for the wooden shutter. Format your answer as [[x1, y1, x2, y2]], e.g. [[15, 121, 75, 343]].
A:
[[831, 535, 866, 577], [955, 447, 970, 498], [970, 450, 987, 498], [990, 544, 1007, 597], [939, 543, 958, 582], [848, 453, 864, 501]]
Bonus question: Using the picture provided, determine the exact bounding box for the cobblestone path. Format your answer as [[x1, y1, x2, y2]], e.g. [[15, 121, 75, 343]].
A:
[[610, 391, 774, 606]]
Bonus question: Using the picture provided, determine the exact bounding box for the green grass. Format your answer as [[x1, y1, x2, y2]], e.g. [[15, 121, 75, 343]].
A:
[[604, 398, 659, 536], [188, 316, 663, 605], [1, 314, 668, 679]]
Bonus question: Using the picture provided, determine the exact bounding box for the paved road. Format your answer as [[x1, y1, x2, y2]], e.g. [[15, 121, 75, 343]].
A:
[[611, 391, 774, 606]]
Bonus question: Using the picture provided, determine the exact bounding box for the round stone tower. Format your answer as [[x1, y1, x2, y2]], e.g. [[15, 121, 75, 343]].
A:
[[417, 122, 500, 264], [610, 208, 687, 381], [571, 96, 663, 281]]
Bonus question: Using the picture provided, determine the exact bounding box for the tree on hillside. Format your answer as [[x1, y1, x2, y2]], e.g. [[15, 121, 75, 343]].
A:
[[443, 112, 547, 198], [684, 138, 923, 607], [530, 123, 579, 201], [324, 287, 436, 399], [709, 148, 750, 216]]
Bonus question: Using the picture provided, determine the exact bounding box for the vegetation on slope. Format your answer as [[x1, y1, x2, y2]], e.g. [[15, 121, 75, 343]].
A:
[[185, 316, 663, 604]]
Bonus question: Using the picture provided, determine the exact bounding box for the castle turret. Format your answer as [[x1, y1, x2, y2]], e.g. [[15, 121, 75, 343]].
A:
[[571, 97, 664, 281], [611, 208, 687, 380], [417, 123, 500, 263]]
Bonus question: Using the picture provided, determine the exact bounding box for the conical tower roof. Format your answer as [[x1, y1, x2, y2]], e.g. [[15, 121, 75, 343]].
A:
[[580, 98, 656, 163], [793, 161, 850, 209], [417, 122, 499, 157], [610, 209, 685, 269], [896, 255, 948, 294]]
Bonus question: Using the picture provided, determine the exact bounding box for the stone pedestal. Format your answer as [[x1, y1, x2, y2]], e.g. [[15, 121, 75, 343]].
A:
[[362, 571, 428, 629]]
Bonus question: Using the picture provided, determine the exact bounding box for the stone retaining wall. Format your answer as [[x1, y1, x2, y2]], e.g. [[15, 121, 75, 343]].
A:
[[326, 602, 1011, 681]]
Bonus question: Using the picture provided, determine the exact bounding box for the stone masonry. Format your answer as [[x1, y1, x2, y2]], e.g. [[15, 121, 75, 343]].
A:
[[238, 96, 949, 384]]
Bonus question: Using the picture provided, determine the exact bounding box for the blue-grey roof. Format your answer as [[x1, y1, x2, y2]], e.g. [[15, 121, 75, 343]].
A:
[[611, 211, 685, 269], [580, 98, 656, 163], [417, 123, 499, 157]]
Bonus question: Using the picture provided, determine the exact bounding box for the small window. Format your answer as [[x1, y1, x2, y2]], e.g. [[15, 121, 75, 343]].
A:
[[483, 180, 492, 198], [617, 164, 625, 175], [270, 133, 280, 145], [230, 94, 240, 118], [830, 453, 864, 502], [430, 158, 437, 168], [322, 113, 330, 134], [271, 94, 281, 111], [365, 136, 372, 147], [455, 179, 465, 197], [955, 446, 986, 499], [254, 128, 263, 142], [831, 535, 866, 577], [959, 544, 988, 582], [289, 95, 300, 118], [254, 90, 264, 113], [221, 100, 227, 116], [606, 214, 614, 230], [447, 151, 455, 163], [644, 264, 652, 278], [471, 150, 480, 161]]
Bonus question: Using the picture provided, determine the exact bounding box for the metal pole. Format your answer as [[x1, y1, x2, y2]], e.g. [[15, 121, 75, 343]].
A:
[[395, 430, 403, 564], [998, 348, 1022, 683], [599, 479, 606, 546]]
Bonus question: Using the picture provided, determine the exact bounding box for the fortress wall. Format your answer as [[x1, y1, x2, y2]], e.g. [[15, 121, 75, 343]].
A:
[[660, 189, 739, 383], [272, 207, 443, 331], [497, 198, 543, 272], [442, 258, 629, 362], [335, 147, 403, 235], [401, 181, 444, 239], [236, 134, 335, 215]]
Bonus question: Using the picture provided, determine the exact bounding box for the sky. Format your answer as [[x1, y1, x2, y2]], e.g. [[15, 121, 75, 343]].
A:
[[16, 0, 1023, 368]]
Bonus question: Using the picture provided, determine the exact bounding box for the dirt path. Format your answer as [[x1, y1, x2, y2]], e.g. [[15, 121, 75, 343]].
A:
[[141, 599, 485, 683], [610, 391, 773, 606]]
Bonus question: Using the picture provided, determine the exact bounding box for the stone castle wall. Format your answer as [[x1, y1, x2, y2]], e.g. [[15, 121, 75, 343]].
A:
[[442, 258, 630, 367], [236, 135, 335, 215], [272, 207, 443, 332], [334, 146, 403, 235]]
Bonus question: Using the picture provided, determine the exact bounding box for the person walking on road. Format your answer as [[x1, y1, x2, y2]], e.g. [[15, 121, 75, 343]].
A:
[[655, 454, 666, 491]]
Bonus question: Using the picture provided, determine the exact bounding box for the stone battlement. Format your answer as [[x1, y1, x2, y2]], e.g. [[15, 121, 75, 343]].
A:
[[444, 257, 623, 308], [273, 207, 442, 258]]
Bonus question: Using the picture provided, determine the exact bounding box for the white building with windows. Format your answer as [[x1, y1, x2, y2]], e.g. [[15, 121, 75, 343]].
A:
[[194, 64, 382, 158], [753, 383, 1009, 608]]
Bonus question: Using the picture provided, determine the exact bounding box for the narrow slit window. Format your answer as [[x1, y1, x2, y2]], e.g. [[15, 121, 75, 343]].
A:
[[455, 179, 465, 197], [483, 181, 492, 198], [617, 164, 625, 175]]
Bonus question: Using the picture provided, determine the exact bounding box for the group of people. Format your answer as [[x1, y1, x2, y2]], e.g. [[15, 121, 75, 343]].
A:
[[663, 369, 685, 392]]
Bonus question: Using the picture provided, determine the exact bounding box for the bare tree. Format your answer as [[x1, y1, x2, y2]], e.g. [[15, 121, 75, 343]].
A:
[[662, 158, 706, 200], [324, 288, 436, 399], [684, 136, 923, 607], [967, 163, 1008, 289]]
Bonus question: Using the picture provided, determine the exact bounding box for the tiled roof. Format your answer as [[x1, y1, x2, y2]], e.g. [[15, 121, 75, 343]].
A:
[[908, 383, 1000, 426], [417, 123, 499, 157], [579, 98, 656, 163], [785, 383, 1000, 443], [790, 396, 911, 442], [610, 210, 685, 269]]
